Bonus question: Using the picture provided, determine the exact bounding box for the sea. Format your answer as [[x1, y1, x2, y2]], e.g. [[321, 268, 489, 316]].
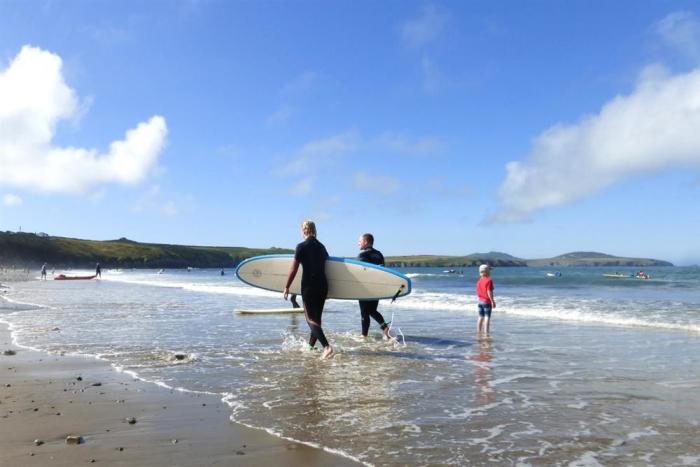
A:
[[2, 266, 700, 466]]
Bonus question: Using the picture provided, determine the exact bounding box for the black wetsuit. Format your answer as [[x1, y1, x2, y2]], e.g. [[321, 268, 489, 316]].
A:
[[295, 237, 329, 348], [358, 247, 389, 336]]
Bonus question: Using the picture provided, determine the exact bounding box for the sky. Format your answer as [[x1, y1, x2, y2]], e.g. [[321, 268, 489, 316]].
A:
[[1, 0, 700, 264]]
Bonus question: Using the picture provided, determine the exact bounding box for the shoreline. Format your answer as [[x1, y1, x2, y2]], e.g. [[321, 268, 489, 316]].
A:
[[0, 321, 358, 466]]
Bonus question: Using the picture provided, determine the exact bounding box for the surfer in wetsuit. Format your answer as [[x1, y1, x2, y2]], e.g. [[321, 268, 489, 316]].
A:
[[357, 233, 391, 339], [95, 262, 101, 278], [283, 220, 334, 359]]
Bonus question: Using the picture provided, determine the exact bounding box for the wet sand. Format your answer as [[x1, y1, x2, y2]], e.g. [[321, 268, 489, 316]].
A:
[[0, 323, 357, 466]]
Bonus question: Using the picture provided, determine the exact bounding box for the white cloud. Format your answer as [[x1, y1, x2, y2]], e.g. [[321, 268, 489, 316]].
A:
[[374, 131, 444, 155], [400, 4, 449, 49], [655, 11, 700, 60], [2, 194, 22, 206], [354, 171, 400, 194], [493, 64, 700, 223], [289, 176, 315, 196], [279, 131, 360, 176], [0, 45, 167, 195]]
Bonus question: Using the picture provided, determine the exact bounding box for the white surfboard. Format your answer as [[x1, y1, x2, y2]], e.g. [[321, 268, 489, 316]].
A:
[[235, 255, 412, 300], [235, 308, 303, 315]]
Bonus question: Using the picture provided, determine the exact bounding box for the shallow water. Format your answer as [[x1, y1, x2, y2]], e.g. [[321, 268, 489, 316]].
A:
[[2, 266, 700, 465]]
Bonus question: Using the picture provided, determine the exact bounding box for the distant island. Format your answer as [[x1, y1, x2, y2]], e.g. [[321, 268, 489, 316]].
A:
[[0, 232, 673, 268]]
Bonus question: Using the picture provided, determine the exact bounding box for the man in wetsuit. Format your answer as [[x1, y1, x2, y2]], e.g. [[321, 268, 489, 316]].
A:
[[357, 233, 391, 339], [284, 220, 334, 359]]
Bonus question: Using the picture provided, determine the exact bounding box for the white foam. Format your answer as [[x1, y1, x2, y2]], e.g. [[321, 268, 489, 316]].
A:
[[569, 451, 604, 467], [503, 305, 700, 334], [627, 426, 660, 441]]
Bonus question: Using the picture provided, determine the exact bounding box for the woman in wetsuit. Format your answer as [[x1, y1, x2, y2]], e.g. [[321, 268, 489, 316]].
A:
[[283, 220, 334, 359]]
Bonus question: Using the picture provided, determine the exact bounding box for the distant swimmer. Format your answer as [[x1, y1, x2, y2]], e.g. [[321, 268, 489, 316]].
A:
[[220, 268, 225, 276], [41, 262, 47, 280], [95, 262, 101, 278], [476, 264, 495, 336], [283, 220, 334, 359], [357, 233, 390, 340]]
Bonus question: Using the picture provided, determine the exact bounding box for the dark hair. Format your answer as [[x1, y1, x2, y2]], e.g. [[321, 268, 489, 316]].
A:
[[362, 233, 374, 245]]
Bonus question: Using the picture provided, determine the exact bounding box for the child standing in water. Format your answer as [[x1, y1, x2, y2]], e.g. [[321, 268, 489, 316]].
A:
[[476, 264, 495, 335]]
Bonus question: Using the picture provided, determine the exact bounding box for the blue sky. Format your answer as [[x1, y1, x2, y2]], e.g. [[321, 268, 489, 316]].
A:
[[1, 1, 700, 264]]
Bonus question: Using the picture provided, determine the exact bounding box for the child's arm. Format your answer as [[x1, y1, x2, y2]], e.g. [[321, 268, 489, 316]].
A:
[[488, 286, 495, 309]]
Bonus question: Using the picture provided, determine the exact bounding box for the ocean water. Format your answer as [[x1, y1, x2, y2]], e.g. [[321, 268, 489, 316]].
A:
[[2, 266, 700, 465]]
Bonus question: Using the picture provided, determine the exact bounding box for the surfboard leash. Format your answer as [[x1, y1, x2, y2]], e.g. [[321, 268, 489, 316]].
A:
[[390, 284, 405, 303]]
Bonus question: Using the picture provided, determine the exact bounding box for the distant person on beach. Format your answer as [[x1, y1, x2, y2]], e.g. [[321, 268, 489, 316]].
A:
[[357, 233, 391, 339], [283, 220, 334, 359], [95, 263, 101, 278], [41, 263, 47, 280], [476, 264, 495, 335]]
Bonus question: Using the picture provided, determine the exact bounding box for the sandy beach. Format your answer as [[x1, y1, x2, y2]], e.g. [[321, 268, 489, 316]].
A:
[[0, 322, 357, 466]]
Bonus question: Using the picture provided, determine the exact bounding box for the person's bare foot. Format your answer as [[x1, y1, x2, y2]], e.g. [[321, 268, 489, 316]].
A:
[[321, 346, 335, 359], [383, 327, 392, 340]]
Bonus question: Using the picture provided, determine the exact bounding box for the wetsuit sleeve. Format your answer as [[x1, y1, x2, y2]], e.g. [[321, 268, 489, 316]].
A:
[[378, 251, 385, 267], [294, 243, 303, 262]]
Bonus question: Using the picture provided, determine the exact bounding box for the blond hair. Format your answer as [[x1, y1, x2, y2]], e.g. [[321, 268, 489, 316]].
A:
[[301, 220, 317, 237]]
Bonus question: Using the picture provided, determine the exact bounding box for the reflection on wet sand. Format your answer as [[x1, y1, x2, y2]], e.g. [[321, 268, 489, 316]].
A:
[[472, 338, 495, 406]]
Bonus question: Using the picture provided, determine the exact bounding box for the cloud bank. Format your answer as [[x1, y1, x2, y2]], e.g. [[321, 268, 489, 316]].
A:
[[493, 65, 700, 223], [0, 45, 167, 194]]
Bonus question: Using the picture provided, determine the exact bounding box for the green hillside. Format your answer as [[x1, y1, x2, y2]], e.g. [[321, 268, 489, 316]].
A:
[[0, 232, 292, 268]]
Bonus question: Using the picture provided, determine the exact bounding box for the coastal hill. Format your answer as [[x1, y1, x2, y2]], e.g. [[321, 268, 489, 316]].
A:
[[0, 232, 292, 268], [385, 251, 673, 267], [0, 232, 673, 268]]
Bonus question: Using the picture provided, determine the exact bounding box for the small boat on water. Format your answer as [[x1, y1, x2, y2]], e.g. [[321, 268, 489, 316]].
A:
[[602, 273, 631, 279], [54, 274, 97, 281]]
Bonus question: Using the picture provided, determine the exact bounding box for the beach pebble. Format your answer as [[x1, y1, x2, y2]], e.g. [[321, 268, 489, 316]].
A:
[[2, 350, 16, 356], [236, 450, 245, 455], [174, 353, 186, 360], [65, 435, 83, 445], [171, 439, 178, 444], [34, 439, 44, 446], [76, 376, 83, 381], [126, 417, 137, 424], [91, 382, 102, 387]]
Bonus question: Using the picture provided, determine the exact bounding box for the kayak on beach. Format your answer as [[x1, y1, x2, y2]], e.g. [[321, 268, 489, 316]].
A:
[[54, 274, 97, 281]]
